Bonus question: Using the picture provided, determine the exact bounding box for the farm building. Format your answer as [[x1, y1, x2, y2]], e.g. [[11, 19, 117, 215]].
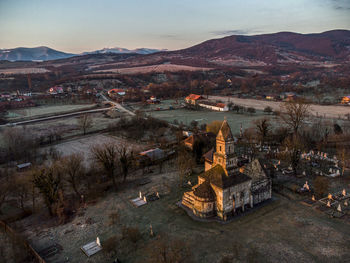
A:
[[185, 94, 203, 105], [197, 101, 229, 112]]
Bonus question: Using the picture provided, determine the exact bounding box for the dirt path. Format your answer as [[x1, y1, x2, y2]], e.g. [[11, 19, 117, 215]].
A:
[[209, 95, 350, 119]]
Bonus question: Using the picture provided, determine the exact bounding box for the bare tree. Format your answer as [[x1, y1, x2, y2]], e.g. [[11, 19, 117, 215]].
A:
[[117, 144, 134, 182], [206, 120, 223, 135], [177, 148, 195, 185], [337, 146, 349, 176], [3, 127, 38, 162], [61, 153, 85, 198], [91, 143, 119, 190], [77, 114, 93, 135], [32, 163, 63, 216], [254, 118, 270, 145], [283, 134, 305, 175], [280, 99, 310, 134], [13, 174, 32, 211]]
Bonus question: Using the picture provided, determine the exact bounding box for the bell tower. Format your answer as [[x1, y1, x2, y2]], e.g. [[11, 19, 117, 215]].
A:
[[213, 119, 237, 171]]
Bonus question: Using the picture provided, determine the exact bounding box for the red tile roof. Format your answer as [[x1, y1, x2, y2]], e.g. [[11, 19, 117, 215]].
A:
[[186, 94, 202, 100]]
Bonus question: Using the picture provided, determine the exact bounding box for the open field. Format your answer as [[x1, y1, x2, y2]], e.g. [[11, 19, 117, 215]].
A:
[[96, 64, 212, 74], [0, 67, 49, 75], [146, 107, 278, 134], [45, 133, 149, 164], [6, 104, 97, 120], [0, 112, 124, 148], [210, 95, 350, 119], [14, 160, 350, 263]]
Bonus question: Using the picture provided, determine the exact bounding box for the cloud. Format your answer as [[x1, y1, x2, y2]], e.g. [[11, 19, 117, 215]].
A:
[[210, 29, 263, 36], [330, 0, 350, 10]]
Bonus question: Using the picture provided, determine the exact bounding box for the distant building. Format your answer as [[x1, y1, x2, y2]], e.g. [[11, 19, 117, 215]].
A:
[[185, 94, 203, 105], [280, 92, 297, 101], [108, 88, 126, 96], [198, 101, 229, 112], [341, 96, 350, 105], [139, 148, 166, 162], [265, 94, 277, 100], [147, 96, 160, 104], [48, 86, 64, 95]]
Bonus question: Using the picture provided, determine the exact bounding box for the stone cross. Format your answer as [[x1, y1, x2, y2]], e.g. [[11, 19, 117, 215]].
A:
[[96, 237, 101, 247], [143, 196, 147, 202], [139, 191, 142, 199]]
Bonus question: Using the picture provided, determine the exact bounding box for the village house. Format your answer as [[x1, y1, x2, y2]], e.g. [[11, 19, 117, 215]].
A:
[[48, 86, 64, 95], [108, 88, 126, 97], [147, 96, 160, 104], [185, 94, 203, 105], [341, 95, 350, 105], [182, 120, 272, 220]]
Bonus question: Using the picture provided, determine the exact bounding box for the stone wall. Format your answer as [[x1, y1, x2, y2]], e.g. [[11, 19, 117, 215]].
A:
[[251, 178, 271, 205]]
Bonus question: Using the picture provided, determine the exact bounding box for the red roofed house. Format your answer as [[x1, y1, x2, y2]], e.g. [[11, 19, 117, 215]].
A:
[[185, 94, 203, 105], [108, 89, 126, 96], [341, 96, 350, 105]]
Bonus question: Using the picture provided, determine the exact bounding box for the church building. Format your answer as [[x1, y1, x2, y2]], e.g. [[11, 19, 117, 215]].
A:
[[182, 120, 271, 220]]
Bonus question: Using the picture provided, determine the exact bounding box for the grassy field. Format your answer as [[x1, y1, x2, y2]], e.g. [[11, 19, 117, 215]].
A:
[[147, 108, 277, 134], [6, 104, 97, 120], [14, 160, 350, 263]]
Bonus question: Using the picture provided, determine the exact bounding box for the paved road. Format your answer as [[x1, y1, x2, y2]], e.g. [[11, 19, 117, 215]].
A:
[[100, 93, 135, 116]]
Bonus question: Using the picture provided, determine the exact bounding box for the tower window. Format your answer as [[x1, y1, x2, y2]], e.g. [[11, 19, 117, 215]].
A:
[[219, 146, 222, 152]]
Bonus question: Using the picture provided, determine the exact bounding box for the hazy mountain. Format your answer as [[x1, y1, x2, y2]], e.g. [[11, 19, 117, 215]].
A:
[[0, 46, 164, 61], [81, 47, 165, 55], [0, 46, 75, 61]]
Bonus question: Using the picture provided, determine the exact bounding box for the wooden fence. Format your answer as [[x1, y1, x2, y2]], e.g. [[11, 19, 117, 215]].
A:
[[0, 220, 46, 263]]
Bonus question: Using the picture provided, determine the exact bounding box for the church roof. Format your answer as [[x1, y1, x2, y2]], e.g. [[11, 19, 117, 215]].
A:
[[193, 181, 216, 200], [203, 148, 214, 163], [199, 165, 251, 189], [217, 120, 234, 141], [243, 159, 268, 182]]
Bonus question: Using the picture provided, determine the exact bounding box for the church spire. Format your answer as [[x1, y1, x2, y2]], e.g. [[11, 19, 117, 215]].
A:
[[217, 119, 234, 141]]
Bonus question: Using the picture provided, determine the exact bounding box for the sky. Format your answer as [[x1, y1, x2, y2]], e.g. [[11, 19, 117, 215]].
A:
[[0, 0, 350, 53]]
